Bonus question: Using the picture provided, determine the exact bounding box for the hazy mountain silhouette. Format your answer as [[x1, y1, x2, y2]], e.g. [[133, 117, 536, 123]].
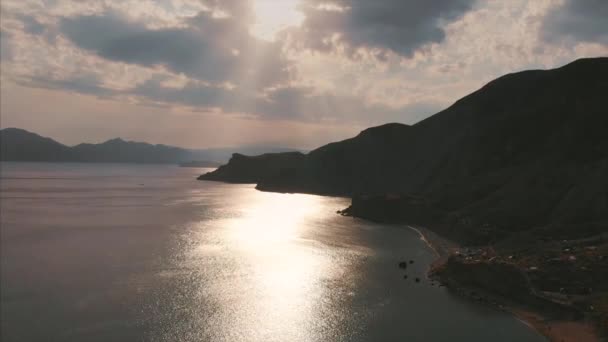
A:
[[200, 57, 608, 244], [0, 128, 299, 164], [0, 128, 74, 162]]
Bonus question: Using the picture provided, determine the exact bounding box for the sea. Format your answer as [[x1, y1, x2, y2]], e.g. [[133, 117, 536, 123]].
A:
[[0, 162, 546, 341]]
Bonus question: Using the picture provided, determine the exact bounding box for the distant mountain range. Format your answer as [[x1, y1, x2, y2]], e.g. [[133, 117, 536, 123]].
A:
[[0, 128, 299, 164], [200, 57, 608, 244]]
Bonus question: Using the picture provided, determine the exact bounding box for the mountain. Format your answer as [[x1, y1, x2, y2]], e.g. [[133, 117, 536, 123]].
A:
[[0, 128, 192, 164], [0, 128, 74, 162], [178, 161, 222, 168], [200, 57, 608, 335], [0, 128, 299, 164], [189, 146, 307, 163], [202, 152, 307, 183], [200, 57, 608, 244], [70, 138, 191, 164]]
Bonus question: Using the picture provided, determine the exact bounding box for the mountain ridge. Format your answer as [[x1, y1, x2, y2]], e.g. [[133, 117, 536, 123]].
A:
[[199, 57, 608, 244], [0, 128, 301, 164]]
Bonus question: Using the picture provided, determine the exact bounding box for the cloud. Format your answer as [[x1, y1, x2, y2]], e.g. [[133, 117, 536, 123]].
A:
[[58, 9, 290, 87], [15, 73, 115, 97], [541, 0, 608, 46], [285, 0, 476, 58], [2, 1, 437, 125], [251, 85, 441, 124], [132, 75, 232, 109], [17, 14, 47, 35], [132, 77, 437, 125], [0, 30, 13, 61], [3, 0, 606, 145], [0, 0, 492, 128]]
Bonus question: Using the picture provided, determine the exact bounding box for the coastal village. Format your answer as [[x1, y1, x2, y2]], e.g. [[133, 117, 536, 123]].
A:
[[430, 232, 608, 340]]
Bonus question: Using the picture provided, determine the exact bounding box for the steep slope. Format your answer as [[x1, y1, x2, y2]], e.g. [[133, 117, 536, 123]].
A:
[[198, 152, 306, 185], [199, 57, 608, 242]]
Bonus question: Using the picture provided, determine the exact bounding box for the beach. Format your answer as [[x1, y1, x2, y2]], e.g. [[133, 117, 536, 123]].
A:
[[412, 225, 602, 342]]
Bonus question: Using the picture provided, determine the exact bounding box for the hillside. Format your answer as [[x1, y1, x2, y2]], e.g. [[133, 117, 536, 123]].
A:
[[199, 57, 608, 244]]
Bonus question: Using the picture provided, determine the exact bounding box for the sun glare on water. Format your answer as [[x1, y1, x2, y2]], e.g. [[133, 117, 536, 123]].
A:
[[210, 191, 333, 339], [228, 191, 321, 248], [251, 0, 304, 41]]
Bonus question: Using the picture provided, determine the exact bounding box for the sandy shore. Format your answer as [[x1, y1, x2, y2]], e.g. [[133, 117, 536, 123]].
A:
[[407, 225, 457, 270], [408, 225, 450, 256], [513, 309, 599, 342], [409, 225, 601, 342]]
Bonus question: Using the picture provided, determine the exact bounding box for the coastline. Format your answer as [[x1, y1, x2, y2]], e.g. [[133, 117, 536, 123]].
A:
[[200, 175, 605, 342], [407, 225, 456, 267], [410, 225, 601, 342], [512, 309, 598, 342]]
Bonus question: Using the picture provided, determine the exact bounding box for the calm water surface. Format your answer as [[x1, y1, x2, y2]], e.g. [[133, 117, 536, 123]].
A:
[[0, 162, 546, 341]]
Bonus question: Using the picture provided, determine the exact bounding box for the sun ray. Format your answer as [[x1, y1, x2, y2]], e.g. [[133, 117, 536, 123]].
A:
[[251, 0, 304, 41]]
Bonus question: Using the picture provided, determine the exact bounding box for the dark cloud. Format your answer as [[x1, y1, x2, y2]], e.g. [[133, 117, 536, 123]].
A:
[[541, 0, 608, 45], [15, 73, 115, 97], [285, 0, 476, 58], [18, 15, 46, 35], [132, 76, 231, 109], [59, 10, 290, 86]]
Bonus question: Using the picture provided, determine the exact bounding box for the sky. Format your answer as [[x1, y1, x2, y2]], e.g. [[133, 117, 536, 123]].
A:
[[0, 0, 606, 149]]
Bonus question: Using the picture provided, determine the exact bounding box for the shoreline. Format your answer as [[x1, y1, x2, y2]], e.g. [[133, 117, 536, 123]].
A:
[[408, 225, 457, 257], [410, 225, 601, 342], [201, 180, 604, 342]]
